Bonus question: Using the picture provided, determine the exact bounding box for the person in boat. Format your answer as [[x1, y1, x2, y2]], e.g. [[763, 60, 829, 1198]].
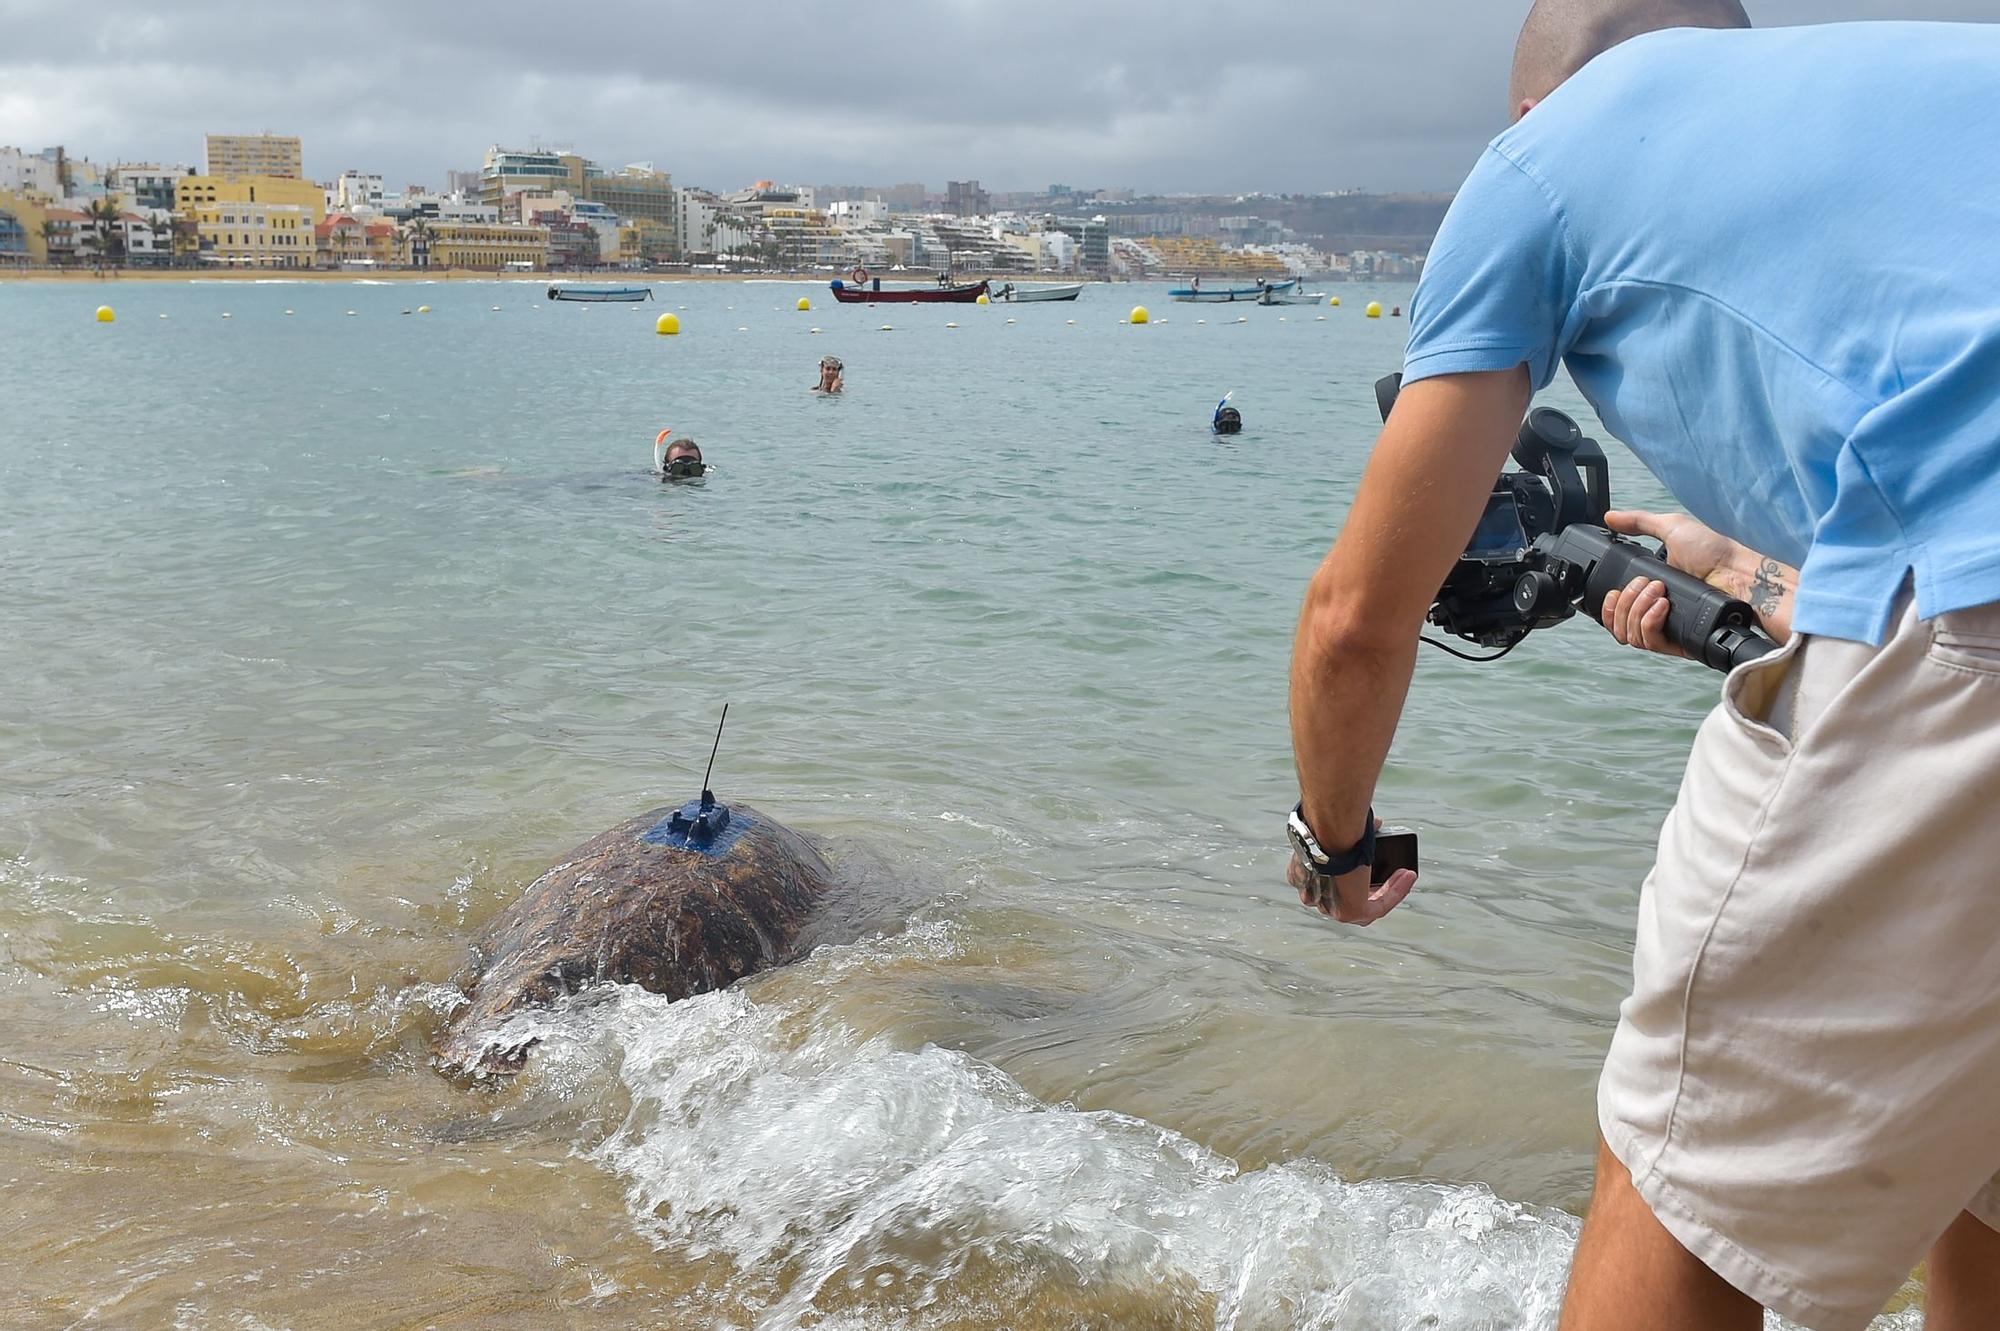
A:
[[661, 438, 705, 481], [1190, 274, 1201, 293], [813, 356, 844, 394]]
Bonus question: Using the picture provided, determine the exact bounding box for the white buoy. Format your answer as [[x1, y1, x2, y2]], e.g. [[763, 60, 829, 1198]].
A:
[[946, 322, 958, 329], [879, 324, 893, 331], [492, 305, 501, 311], [1005, 317, 1016, 324], [1197, 318, 1207, 325], [1316, 315, 1327, 322], [810, 327, 821, 334], [738, 325, 749, 332], [222, 312, 232, 318], [158, 313, 168, 319], [346, 310, 357, 316], [284, 309, 294, 316], [1066, 319, 1075, 325]]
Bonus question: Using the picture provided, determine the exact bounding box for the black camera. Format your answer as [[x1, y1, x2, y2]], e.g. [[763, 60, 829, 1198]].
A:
[[1375, 373, 1778, 674]]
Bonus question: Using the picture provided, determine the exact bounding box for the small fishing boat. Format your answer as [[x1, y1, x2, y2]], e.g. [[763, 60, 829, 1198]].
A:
[[991, 282, 1085, 303], [547, 284, 655, 303], [1257, 285, 1327, 306], [1168, 276, 1300, 304], [830, 276, 990, 304]]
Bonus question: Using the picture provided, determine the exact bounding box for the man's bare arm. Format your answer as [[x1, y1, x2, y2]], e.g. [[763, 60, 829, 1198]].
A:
[[1288, 368, 1530, 922]]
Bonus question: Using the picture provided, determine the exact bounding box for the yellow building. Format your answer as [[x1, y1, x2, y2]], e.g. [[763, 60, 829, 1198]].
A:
[[204, 133, 303, 180], [177, 174, 326, 225], [0, 188, 51, 264], [1144, 235, 1289, 278], [426, 220, 549, 270], [183, 199, 315, 267]]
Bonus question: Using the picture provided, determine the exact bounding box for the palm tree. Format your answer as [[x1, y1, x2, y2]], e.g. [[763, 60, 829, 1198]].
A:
[[147, 213, 175, 267], [405, 215, 432, 269], [84, 198, 123, 269], [39, 217, 60, 264]]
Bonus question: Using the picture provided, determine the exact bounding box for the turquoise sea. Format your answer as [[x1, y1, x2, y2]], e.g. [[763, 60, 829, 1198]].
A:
[[0, 278, 1915, 1328]]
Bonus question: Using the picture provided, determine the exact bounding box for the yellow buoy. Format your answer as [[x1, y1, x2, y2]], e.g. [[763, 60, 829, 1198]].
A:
[[1330, 296, 1341, 307], [418, 305, 431, 314], [796, 296, 811, 311], [656, 312, 680, 336], [1365, 301, 1383, 319], [94, 305, 115, 323], [975, 293, 989, 305], [1129, 305, 1150, 325]]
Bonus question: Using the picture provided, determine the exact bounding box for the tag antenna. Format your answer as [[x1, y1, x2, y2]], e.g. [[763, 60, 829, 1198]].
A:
[[699, 704, 729, 804]]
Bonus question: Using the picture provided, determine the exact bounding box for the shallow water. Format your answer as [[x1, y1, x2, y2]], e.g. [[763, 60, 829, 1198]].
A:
[[0, 278, 1919, 1328]]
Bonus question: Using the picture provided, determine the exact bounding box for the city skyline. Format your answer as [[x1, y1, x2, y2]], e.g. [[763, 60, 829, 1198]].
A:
[[4, 1, 1989, 199]]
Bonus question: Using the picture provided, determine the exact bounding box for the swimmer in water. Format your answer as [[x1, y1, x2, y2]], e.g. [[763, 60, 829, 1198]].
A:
[[1212, 391, 1243, 435], [813, 356, 844, 394], [653, 429, 707, 480], [662, 438, 706, 481]]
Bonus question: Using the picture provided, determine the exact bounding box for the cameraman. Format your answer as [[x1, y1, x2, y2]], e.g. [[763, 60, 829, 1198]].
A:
[[1285, 4, 2000, 1330]]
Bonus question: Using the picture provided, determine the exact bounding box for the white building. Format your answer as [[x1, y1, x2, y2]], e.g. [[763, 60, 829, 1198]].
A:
[[826, 199, 887, 228], [678, 188, 722, 256], [108, 164, 189, 213], [336, 171, 384, 210], [0, 146, 61, 199]]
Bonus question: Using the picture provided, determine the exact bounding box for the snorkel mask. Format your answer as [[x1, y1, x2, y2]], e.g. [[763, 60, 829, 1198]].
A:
[[665, 454, 706, 479]]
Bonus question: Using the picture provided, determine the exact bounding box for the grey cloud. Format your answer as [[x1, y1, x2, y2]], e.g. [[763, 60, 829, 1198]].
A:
[[1, 0, 1992, 195]]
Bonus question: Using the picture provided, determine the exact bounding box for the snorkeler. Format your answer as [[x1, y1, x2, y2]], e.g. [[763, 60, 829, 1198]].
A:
[[653, 429, 707, 480], [662, 438, 706, 481], [1212, 392, 1243, 435], [813, 356, 844, 394]]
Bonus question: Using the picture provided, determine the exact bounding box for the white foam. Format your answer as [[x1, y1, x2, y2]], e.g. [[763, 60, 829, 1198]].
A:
[[502, 924, 1608, 1329]]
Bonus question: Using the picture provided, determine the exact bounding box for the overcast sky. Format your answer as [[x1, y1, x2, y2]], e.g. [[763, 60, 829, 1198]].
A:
[[2, 1, 1993, 196]]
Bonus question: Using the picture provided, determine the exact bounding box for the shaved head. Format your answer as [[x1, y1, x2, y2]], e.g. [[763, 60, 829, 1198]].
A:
[[1510, 0, 1751, 113]]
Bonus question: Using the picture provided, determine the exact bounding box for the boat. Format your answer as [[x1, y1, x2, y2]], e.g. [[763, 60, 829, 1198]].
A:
[[547, 284, 654, 302], [1258, 285, 1327, 306], [991, 282, 1084, 303], [830, 278, 990, 304], [1167, 276, 1300, 303]]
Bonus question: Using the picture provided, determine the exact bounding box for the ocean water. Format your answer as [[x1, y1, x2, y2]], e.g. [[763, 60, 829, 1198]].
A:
[[0, 278, 1918, 1328]]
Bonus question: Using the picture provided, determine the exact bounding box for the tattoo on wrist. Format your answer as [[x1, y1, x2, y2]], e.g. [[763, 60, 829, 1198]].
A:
[[1749, 558, 1788, 617]]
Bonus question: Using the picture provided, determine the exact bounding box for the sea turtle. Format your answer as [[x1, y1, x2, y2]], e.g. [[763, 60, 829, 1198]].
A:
[[436, 793, 833, 1071]]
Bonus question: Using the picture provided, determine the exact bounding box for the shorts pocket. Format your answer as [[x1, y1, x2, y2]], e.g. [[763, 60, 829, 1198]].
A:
[[1928, 607, 2000, 677], [1720, 636, 1801, 753]]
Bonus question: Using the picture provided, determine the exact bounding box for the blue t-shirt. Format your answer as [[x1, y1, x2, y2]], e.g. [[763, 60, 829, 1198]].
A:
[[1405, 22, 2000, 644]]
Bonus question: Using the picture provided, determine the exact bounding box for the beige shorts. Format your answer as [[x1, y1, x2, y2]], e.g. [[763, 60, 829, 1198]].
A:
[[1600, 595, 2000, 1331]]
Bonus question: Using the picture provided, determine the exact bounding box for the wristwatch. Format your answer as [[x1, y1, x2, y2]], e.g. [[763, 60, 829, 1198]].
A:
[[1287, 802, 1376, 877]]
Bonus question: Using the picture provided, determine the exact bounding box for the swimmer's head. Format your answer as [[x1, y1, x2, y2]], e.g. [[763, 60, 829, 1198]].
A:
[[1213, 405, 1243, 435], [664, 438, 705, 480]]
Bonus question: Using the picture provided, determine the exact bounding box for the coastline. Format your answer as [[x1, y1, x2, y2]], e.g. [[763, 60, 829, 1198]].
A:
[[0, 267, 1136, 285]]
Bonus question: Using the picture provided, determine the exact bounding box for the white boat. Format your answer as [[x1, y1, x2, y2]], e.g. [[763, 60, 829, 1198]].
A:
[[991, 282, 1084, 303], [1258, 286, 1327, 306], [1168, 276, 1299, 303]]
